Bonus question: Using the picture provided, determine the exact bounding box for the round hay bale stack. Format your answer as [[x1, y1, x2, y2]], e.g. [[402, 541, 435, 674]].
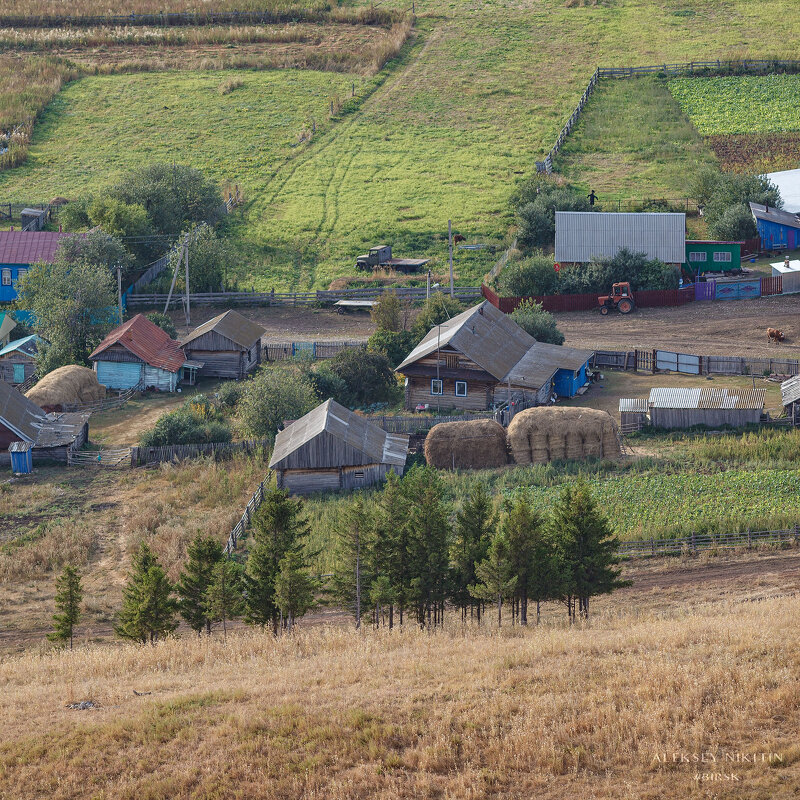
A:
[[424, 419, 508, 470], [26, 365, 106, 412], [508, 407, 620, 465]]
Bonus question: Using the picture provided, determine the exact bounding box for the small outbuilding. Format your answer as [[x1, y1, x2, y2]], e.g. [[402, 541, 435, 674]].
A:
[[269, 399, 409, 495], [0, 334, 43, 385], [749, 202, 800, 251], [683, 240, 743, 276], [647, 387, 765, 429], [780, 375, 800, 421], [618, 398, 648, 431], [89, 314, 189, 391], [181, 310, 265, 380]]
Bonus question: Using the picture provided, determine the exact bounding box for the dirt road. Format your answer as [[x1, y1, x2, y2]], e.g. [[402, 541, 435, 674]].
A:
[[559, 293, 800, 359]]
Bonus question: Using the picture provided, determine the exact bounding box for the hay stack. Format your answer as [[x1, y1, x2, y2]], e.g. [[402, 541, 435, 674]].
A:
[[425, 419, 508, 470], [508, 407, 620, 465], [26, 365, 106, 411]]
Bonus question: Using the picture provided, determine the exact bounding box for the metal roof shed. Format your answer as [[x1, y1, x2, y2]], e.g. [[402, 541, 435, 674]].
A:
[[648, 387, 765, 429], [555, 211, 686, 264]]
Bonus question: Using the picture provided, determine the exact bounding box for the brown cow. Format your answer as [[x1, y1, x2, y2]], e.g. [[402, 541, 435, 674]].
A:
[[767, 327, 785, 344], [453, 234, 466, 244]]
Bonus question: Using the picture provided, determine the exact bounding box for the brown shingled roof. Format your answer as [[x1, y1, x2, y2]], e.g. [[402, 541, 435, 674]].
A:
[[89, 314, 185, 372]]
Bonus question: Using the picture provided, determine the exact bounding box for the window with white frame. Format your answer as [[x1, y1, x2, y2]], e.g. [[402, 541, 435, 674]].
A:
[[431, 379, 443, 395], [713, 251, 732, 263], [1, 269, 10, 286], [688, 251, 707, 262], [455, 381, 467, 397], [16, 267, 26, 280]]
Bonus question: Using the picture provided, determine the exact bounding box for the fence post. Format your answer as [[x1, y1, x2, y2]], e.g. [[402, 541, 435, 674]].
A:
[[747, 529, 751, 549], [650, 537, 655, 556], [691, 532, 696, 553], [795, 524, 799, 545]]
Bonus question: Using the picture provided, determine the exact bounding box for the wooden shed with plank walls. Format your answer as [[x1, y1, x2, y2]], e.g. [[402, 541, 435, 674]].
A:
[[181, 310, 265, 380], [648, 387, 765, 429], [0, 334, 43, 385], [269, 399, 409, 495]]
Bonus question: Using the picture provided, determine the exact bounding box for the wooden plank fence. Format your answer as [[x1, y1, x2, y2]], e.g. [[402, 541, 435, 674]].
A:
[[374, 413, 494, 434], [538, 59, 800, 174], [61, 386, 139, 414], [131, 437, 271, 466], [126, 286, 483, 308], [618, 526, 800, 558], [225, 471, 274, 556], [264, 340, 366, 361]]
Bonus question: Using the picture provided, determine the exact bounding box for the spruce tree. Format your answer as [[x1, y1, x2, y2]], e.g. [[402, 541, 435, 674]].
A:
[[48, 565, 83, 649], [330, 497, 373, 629], [115, 544, 178, 643], [245, 488, 310, 633], [451, 482, 495, 622], [176, 534, 224, 635], [550, 480, 629, 621], [469, 532, 517, 627], [204, 558, 245, 641], [274, 549, 315, 632]]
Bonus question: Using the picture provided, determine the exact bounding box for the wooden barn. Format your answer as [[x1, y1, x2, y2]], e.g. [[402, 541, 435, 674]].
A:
[[0, 380, 89, 465], [396, 301, 594, 412], [181, 310, 265, 379], [648, 387, 765, 429], [0, 334, 43, 385], [89, 314, 192, 391], [269, 399, 409, 495]]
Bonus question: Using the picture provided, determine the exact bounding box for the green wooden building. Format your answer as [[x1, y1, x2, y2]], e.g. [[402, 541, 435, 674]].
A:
[[683, 240, 742, 276]]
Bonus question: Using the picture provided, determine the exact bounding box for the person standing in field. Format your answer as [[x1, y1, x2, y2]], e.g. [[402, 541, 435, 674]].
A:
[[588, 189, 598, 206]]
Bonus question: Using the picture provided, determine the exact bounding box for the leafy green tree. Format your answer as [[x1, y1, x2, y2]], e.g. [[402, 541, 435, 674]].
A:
[[308, 362, 348, 403], [176, 534, 224, 635], [498, 254, 558, 298], [164, 223, 234, 293], [370, 290, 406, 332], [710, 203, 758, 241], [109, 163, 221, 237], [17, 258, 116, 375], [451, 482, 495, 622], [204, 558, 245, 640], [509, 299, 565, 344], [274, 549, 315, 632], [469, 532, 517, 627], [88, 196, 151, 240], [411, 293, 463, 343], [515, 183, 595, 251], [145, 312, 177, 339], [56, 229, 136, 280], [48, 565, 83, 649], [245, 488, 310, 632], [330, 497, 373, 629], [237, 363, 318, 438], [58, 195, 92, 231], [550, 481, 629, 621], [325, 348, 397, 407], [367, 329, 415, 368], [115, 544, 178, 643]]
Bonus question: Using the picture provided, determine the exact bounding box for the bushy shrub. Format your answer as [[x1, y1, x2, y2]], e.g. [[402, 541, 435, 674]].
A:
[[326, 348, 397, 407], [498, 254, 558, 298], [139, 400, 232, 447], [509, 300, 565, 344], [370, 290, 407, 332], [309, 363, 348, 403], [709, 203, 758, 241], [367, 329, 415, 368], [217, 381, 244, 408], [146, 312, 177, 339], [411, 293, 463, 343]]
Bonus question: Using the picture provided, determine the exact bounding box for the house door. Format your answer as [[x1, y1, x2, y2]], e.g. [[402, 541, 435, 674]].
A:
[[13, 363, 25, 383]]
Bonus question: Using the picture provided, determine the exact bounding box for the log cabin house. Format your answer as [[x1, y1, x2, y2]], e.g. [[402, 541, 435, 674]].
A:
[[180, 310, 265, 380], [0, 379, 89, 465], [269, 399, 409, 494], [396, 301, 594, 412]]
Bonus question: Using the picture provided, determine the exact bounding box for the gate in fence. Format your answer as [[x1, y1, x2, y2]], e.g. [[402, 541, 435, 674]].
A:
[[694, 281, 713, 301], [68, 447, 131, 467], [655, 350, 700, 375]]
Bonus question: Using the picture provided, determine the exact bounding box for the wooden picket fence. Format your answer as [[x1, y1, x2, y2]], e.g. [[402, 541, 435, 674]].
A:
[[225, 471, 274, 556], [131, 438, 270, 466]]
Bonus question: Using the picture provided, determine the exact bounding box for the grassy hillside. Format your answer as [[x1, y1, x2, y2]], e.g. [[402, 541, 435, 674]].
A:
[[2, 0, 800, 288], [3, 592, 800, 798]]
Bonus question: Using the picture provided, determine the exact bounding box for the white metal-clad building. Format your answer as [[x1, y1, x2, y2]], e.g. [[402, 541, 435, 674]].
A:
[[648, 387, 765, 429], [555, 211, 686, 265]]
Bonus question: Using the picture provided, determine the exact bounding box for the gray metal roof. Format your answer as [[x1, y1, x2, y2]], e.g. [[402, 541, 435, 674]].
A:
[[648, 387, 765, 410], [554, 211, 686, 264], [619, 398, 648, 412], [0, 379, 48, 443], [181, 310, 266, 349], [35, 412, 90, 448], [505, 341, 594, 390], [749, 202, 800, 229], [781, 375, 800, 406], [269, 399, 408, 470], [396, 301, 535, 380]]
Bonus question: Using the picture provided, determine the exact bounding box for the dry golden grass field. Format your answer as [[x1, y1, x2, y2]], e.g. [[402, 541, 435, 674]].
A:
[[2, 572, 800, 799]]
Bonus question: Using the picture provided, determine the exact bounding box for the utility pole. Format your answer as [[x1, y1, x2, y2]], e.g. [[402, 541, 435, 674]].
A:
[[448, 219, 454, 298], [184, 236, 190, 326], [426, 269, 431, 301], [116, 264, 123, 324]]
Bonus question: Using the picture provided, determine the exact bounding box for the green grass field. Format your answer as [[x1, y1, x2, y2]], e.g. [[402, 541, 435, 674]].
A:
[[2, 0, 800, 288]]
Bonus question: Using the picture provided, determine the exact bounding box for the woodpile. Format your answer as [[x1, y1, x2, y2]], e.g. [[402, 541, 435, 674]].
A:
[[26, 365, 105, 412], [424, 419, 508, 470], [507, 407, 620, 465]]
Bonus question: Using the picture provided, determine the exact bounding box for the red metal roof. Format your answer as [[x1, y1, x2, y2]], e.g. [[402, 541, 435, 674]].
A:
[[0, 231, 70, 265], [89, 314, 186, 372]]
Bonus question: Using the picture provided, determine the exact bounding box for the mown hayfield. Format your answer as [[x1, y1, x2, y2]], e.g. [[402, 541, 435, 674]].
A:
[[2, 595, 800, 799], [2, 0, 800, 287]]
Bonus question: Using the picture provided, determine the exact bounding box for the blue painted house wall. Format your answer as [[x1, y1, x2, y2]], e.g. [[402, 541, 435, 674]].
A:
[[553, 362, 589, 398], [755, 218, 800, 251], [0, 264, 30, 303], [95, 361, 142, 390]]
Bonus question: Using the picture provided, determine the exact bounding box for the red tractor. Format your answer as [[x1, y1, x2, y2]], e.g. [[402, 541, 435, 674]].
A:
[[598, 282, 635, 315]]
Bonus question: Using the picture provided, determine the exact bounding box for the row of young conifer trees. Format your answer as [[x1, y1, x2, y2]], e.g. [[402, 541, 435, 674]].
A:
[[49, 466, 627, 647]]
